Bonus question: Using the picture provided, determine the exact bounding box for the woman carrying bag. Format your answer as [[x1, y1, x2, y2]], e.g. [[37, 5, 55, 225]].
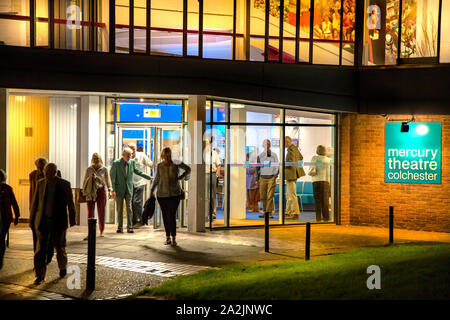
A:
[[150, 147, 190, 246], [82, 153, 113, 239], [308, 145, 331, 222]]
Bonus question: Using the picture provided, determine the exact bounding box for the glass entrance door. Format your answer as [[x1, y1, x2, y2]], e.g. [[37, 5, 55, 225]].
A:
[[114, 125, 186, 229], [152, 126, 186, 229]]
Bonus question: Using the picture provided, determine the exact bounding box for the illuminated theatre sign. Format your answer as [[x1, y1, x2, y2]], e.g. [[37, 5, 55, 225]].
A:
[[385, 123, 441, 184]]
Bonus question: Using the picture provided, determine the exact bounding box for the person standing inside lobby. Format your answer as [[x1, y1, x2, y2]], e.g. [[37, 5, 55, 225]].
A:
[[128, 143, 153, 227], [308, 145, 331, 222], [204, 137, 221, 221], [285, 136, 305, 220], [29, 163, 76, 285], [110, 148, 151, 233], [256, 139, 279, 219]]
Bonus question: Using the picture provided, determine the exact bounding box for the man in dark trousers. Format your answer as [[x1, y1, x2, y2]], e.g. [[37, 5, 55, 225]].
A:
[[30, 163, 76, 285], [29, 158, 55, 265]]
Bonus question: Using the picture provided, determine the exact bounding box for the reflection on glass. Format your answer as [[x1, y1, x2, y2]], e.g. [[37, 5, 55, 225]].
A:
[[313, 0, 341, 65], [400, 0, 439, 59], [151, 0, 183, 56]]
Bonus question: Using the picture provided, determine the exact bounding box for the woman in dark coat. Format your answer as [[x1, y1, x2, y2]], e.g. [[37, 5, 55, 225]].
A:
[[0, 169, 20, 269]]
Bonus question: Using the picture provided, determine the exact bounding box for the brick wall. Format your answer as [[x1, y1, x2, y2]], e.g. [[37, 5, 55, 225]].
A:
[[339, 114, 450, 233]]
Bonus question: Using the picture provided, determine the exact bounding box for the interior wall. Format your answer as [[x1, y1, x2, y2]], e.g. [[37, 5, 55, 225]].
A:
[[49, 97, 79, 186], [8, 95, 49, 219]]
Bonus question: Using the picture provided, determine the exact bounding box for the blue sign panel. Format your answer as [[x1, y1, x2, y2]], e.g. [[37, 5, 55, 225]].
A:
[[118, 102, 182, 122], [385, 122, 441, 184]]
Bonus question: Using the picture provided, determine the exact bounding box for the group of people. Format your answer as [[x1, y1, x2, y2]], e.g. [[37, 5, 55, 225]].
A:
[[245, 136, 331, 222], [0, 143, 191, 284], [313, 0, 356, 42]]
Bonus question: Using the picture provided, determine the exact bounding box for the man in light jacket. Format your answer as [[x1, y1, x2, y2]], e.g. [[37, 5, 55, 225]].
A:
[[285, 136, 305, 219]]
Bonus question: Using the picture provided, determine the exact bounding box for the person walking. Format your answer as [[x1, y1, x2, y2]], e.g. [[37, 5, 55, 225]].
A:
[[29, 163, 76, 285], [128, 143, 153, 227], [256, 139, 279, 219], [284, 136, 305, 220], [308, 145, 331, 222], [29, 158, 56, 264], [110, 148, 151, 233], [0, 169, 20, 270], [82, 153, 112, 239], [150, 147, 190, 246]]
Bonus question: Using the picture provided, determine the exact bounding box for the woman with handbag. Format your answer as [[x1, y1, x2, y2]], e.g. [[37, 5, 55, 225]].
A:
[[308, 145, 331, 222], [150, 147, 190, 246], [82, 153, 113, 239]]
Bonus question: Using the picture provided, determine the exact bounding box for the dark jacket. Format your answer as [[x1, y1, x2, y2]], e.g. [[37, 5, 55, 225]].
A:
[[29, 170, 61, 210], [0, 183, 20, 227], [30, 177, 76, 232]]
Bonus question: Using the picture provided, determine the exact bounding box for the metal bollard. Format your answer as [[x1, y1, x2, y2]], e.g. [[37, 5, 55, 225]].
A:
[[264, 213, 269, 253], [389, 206, 394, 244], [305, 222, 311, 261], [86, 218, 97, 291]]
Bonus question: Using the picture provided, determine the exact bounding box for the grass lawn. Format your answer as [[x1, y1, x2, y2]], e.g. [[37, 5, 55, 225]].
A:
[[140, 243, 450, 300]]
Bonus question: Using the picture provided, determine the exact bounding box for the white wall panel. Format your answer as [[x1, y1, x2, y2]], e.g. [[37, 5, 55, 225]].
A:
[[49, 97, 79, 186]]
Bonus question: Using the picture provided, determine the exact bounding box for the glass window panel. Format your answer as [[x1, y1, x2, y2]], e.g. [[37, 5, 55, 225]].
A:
[[440, 0, 450, 62], [205, 125, 227, 228], [55, 0, 91, 51], [105, 122, 116, 224], [206, 101, 227, 123], [0, 19, 30, 47], [230, 104, 281, 124], [229, 125, 282, 226], [97, 0, 109, 52], [283, 126, 335, 224], [363, 0, 399, 65], [298, 0, 310, 61], [268, 0, 280, 61], [133, 0, 147, 53], [36, 0, 48, 47], [151, 0, 183, 56], [342, 0, 356, 65], [115, 0, 130, 53], [203, 0, 233, 60], [0, 0, 30, 48], [313, 0, 341, 65], [400, 0, 439, 59], [281, 0, 298, 63], [285, 109, 336, 124], [250, 0, 266, 60], [187, 0, 199, 56]]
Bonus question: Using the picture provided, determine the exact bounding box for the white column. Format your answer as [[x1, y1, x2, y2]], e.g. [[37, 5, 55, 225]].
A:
[[187, 95, 206, 232], [230, 108, 247, 220], [78, 96, 102, 226]]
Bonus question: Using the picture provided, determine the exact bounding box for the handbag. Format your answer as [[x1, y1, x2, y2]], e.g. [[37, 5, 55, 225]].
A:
[[308, 165, 318, 177], [180, 188, 186, 200], [77, 189, 87, 203]]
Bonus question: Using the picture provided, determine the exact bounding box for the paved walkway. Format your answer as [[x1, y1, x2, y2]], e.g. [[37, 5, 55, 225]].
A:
[[1, 223, 449, 300]]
